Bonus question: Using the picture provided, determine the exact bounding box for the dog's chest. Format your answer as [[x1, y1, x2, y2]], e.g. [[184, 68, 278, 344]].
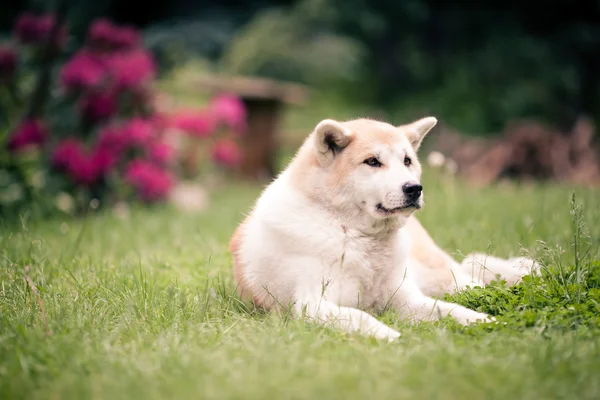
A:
[[324, 227, 399, 309]]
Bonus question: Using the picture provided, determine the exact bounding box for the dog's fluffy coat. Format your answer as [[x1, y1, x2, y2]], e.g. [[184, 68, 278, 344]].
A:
[[230, 117, 538, 340]]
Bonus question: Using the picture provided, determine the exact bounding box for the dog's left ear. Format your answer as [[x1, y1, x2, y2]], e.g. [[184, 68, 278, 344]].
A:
[[313, 119, 353, 167], [403, 117, 437, 151]]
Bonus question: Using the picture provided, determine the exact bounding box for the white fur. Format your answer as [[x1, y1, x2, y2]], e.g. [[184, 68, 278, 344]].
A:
[[232, 117, 539, 341]]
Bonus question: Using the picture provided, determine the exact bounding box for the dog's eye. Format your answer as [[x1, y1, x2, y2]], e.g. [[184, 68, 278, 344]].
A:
[[364, 157, 382, 167], [404, 157, 412, 167]]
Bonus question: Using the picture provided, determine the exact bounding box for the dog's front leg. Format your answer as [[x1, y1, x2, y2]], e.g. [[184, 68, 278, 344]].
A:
[[294, 298, 401, 342], [387, 275, 492, 325]]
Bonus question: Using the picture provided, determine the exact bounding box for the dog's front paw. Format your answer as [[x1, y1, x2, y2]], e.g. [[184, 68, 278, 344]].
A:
[[453, 309, 493, 325], [372, 326, 401, 342]]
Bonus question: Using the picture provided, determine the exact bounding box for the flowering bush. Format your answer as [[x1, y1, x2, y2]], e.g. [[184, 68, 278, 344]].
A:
[[13, 12, 68, 49], [0, 13, 246, 215]]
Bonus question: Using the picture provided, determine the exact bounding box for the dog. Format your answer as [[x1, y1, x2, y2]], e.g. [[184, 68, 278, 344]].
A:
[[229, 116, 539, 341]]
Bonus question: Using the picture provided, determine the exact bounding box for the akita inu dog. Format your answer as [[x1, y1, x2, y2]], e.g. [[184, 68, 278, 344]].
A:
[[229, 117, 539, 341]]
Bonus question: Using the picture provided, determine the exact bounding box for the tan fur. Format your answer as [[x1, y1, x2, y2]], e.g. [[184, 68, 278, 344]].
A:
[[405, 216, 458, 294], [406, 217, 454, 270], [229, 218, 255, 304]]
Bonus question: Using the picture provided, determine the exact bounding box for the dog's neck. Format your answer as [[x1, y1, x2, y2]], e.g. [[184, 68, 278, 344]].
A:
[[356, 216, 405, 237]]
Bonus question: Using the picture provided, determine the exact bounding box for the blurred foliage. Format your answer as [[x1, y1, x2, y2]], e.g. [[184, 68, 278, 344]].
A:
[[220, 6, 365, 86], [219, 0, 598, 134], [143, 19, 234, 74], [388, 33, 580, 134], [2, 0, 599, 134]]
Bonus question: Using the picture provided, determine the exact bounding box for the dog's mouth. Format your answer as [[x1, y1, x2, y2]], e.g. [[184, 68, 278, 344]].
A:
[[375, 202, 420, 215]]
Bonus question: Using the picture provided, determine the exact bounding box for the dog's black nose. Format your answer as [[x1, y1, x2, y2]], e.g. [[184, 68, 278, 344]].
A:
[[402, 182, 423, 199]]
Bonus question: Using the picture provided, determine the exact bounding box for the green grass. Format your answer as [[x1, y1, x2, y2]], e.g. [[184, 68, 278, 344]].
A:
[[1, 169, 600, 400]]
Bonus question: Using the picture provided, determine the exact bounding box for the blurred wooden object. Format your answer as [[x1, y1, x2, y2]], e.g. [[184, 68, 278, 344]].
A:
[[426, 116, 600, 187], [195, 74, 309, 180]]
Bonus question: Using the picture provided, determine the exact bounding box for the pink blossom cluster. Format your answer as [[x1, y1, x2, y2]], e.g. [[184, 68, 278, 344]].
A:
[[210, 94, 247, 135], [120, 117, 153, 147], [146, 141, 174, 165], [78, 91, 117, 122], [46, 16, 170, 200], [58, 19, 156, 124], [7, 119, 47, 152], [52, 139, 114, 185], [87, 19, 140, 51], [51, 118, 175, 196], [171, 93, 246, 169], [171, 110, 217, 138], [4, 12, 249, 207], [13, 12, 67, 48], [59, 45, 156, 94], [125, 159, 174, 202], [0, 45, 18, 81], [172, 94, 247, 138], [212, 138, 242, 168], [95, 118, 175, 163], [209, 94, 246, 168], [60, 50, 107, 91], [105, 49, 156, 90]]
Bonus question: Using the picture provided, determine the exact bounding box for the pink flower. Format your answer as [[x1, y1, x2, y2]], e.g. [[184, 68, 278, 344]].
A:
[[172, 110, 217, 138], [106, 49, 156, 90], [79, 91, 117, 122], [97, 125, 127, 154], [13, 13, 39, 43], [13, 13, 67, 48], [52, 138, 114, 185], [0, 45, 18, 82], [112, 26, 140, 49], [212, 138, 242, 168], [52, 138, 83, 169], [88, 19, 140, 51], [60, 50, 107, 91], [146, 141, 174, 165], [210, 94, 246, 135], [87, 19, 114, 48], [69, 160, 100, 185], [7, 119, 47, 152], [96, 118, 153, 157], [90, 147, 115, 176], [53, 139, 99, 185], [122, 118, 153, 146], [61, 46, 154, 94], [125, 159, 173, 201]]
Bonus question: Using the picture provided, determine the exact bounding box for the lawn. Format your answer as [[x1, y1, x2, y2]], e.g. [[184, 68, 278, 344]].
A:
[[1, 166, 600, 400]]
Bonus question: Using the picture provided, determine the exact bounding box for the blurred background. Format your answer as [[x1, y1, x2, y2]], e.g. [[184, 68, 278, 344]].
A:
[[1, 0, 599, 217]]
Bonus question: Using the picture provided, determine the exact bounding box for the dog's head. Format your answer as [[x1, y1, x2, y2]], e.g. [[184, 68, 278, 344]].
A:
[[305, 117, 436, 220]]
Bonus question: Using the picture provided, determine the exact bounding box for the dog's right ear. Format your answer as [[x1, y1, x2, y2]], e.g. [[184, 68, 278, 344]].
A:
[[314, 119, 353, 167]]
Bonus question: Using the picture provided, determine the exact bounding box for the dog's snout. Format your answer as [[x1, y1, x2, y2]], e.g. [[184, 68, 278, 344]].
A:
[[402, 182, 423, 199]]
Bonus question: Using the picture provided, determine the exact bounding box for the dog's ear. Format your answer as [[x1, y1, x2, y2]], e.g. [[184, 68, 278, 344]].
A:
[[403, 116, 437, 151], [314, 119, 353, 167]]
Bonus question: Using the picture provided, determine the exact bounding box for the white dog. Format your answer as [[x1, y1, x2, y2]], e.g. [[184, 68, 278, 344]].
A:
[[229, 117, 539, 341]]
